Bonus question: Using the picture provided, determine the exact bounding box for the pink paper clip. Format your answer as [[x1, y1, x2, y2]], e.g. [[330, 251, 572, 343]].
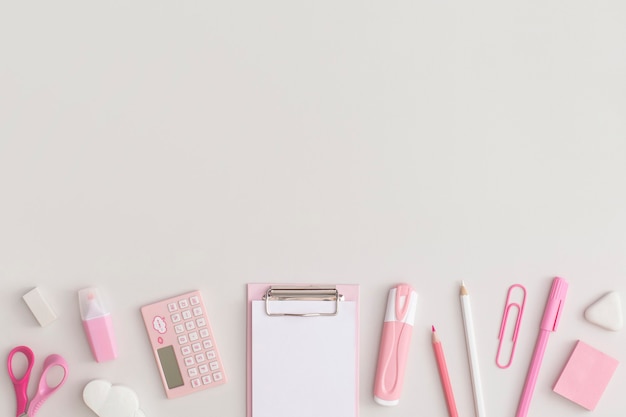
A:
[[496, 284, 526, 369]]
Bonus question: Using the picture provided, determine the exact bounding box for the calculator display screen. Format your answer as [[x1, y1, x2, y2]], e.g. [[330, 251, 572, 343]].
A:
[[157, 345, 184, 389]]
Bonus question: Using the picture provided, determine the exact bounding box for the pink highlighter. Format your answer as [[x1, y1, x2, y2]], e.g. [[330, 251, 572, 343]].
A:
[[374, 284, 418, 406], [79, 287, 118, 362]]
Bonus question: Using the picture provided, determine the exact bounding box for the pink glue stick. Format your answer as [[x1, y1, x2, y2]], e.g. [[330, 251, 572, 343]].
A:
[[374, 284, 418, 406], [79, 287, 118, 362]]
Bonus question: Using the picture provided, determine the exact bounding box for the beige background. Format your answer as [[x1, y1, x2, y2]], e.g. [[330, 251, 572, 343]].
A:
[[1, 0, 625, 416]]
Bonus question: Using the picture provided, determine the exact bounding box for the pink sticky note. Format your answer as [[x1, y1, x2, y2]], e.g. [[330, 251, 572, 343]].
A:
[[553, 340, 619, 410]]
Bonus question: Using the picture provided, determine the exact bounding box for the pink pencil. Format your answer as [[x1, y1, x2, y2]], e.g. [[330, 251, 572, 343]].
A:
[[432, 326, 459, 417]]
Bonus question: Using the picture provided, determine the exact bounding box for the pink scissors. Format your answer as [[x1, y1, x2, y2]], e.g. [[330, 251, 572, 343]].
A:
[[7, 346, 69, 417]]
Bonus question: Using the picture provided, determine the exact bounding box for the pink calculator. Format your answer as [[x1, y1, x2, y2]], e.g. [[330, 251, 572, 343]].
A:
[[141, 290, 227, 398]]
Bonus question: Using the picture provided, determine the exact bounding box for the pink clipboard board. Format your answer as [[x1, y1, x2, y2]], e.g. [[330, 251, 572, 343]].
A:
[[246, 283, 359, 417]]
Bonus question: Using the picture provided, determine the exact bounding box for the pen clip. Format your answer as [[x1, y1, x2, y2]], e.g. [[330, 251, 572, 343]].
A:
[[541, 277, 568, 331], [496, 284, 526, 369]]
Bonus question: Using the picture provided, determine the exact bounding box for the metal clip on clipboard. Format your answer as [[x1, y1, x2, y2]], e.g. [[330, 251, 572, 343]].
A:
[[263, 286, 344, 317]]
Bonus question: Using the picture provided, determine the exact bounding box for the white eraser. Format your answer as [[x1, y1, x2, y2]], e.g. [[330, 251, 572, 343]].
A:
[[22, 287, 58, 326], [585, 291, 623, 331]]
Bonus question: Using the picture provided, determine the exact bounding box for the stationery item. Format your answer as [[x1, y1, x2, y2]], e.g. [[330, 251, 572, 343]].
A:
[[584, 291, 623, 331], [460, 282, 486, 417], [496, 284, 526, 369], [83, 379, 146, 417], [515, 276, 568, 417], [22, 287, 58, 327], [247, 284, 359, 417], [374, 284, 417, 406], [431, 326, 458, 417], [7, 345, 69, 417], [140, 290, 226, 399], [553, 340, 619, 410], [79, 288, 118, 362]]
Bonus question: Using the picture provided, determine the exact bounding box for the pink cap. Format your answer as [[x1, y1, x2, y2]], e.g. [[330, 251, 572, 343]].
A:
[[540, 277, 568, 331]]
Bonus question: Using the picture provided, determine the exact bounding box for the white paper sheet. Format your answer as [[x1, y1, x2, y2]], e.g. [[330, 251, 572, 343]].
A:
[[251, 300, 357, 417]]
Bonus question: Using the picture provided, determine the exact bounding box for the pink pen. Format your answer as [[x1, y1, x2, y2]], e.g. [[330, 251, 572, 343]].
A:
[[515, 277, 568, 417], [79, 287, 118, 362], [374, 284, 418, 406]]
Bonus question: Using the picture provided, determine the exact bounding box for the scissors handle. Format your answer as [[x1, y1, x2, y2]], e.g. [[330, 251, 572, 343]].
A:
[[26, 354, 69, 417], [7, 346, 35, 417]]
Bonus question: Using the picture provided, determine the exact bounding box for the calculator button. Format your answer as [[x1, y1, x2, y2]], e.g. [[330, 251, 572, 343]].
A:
[[196, 318, 207, 328], [191, 378, 201, 388], [174, 324, 185, 334], [192, 342, 202, 352], [202, 375, 212, 385], [152, 316, 167, 334], [203, 339, 213, 349], [193, 307, 203, 317], [184, 357, 196, 367], [213, 372, 223, 382], [185, 321, 196, 331], [178, 335, 189, 344], [171, 313, 181, 323], [188, 331, 199, 342], [190, 296, 200, 305], [179, 299, 189, 309], [209, 361, 219, 371], [181, 346, 192, 356], [199, 364, 209, 374], [199, 328, 209, 338], [206, 350, 216, 360], [167, 303, 178, 312], [182, 310, 192, 320], [195, 353, 206, 363]]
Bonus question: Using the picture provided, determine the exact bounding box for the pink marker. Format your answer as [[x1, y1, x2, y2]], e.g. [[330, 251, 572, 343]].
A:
[[374, 284, 418, 406], [79, 287, 118, 362], [515, 277, 568, 417]]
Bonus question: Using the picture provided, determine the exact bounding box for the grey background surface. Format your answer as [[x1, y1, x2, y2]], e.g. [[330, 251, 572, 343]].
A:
[[1, 0, 625, 416]]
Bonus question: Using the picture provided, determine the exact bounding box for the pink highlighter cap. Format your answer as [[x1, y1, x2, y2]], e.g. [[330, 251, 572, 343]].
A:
[[79, 288, 118, 362]]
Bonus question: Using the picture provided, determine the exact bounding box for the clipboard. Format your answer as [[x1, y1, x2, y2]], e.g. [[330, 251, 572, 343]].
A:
[[246, 284, 359, 417]]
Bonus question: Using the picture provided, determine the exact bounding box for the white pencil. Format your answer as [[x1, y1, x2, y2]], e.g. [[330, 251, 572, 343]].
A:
[[460, 282, 486, 417]]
